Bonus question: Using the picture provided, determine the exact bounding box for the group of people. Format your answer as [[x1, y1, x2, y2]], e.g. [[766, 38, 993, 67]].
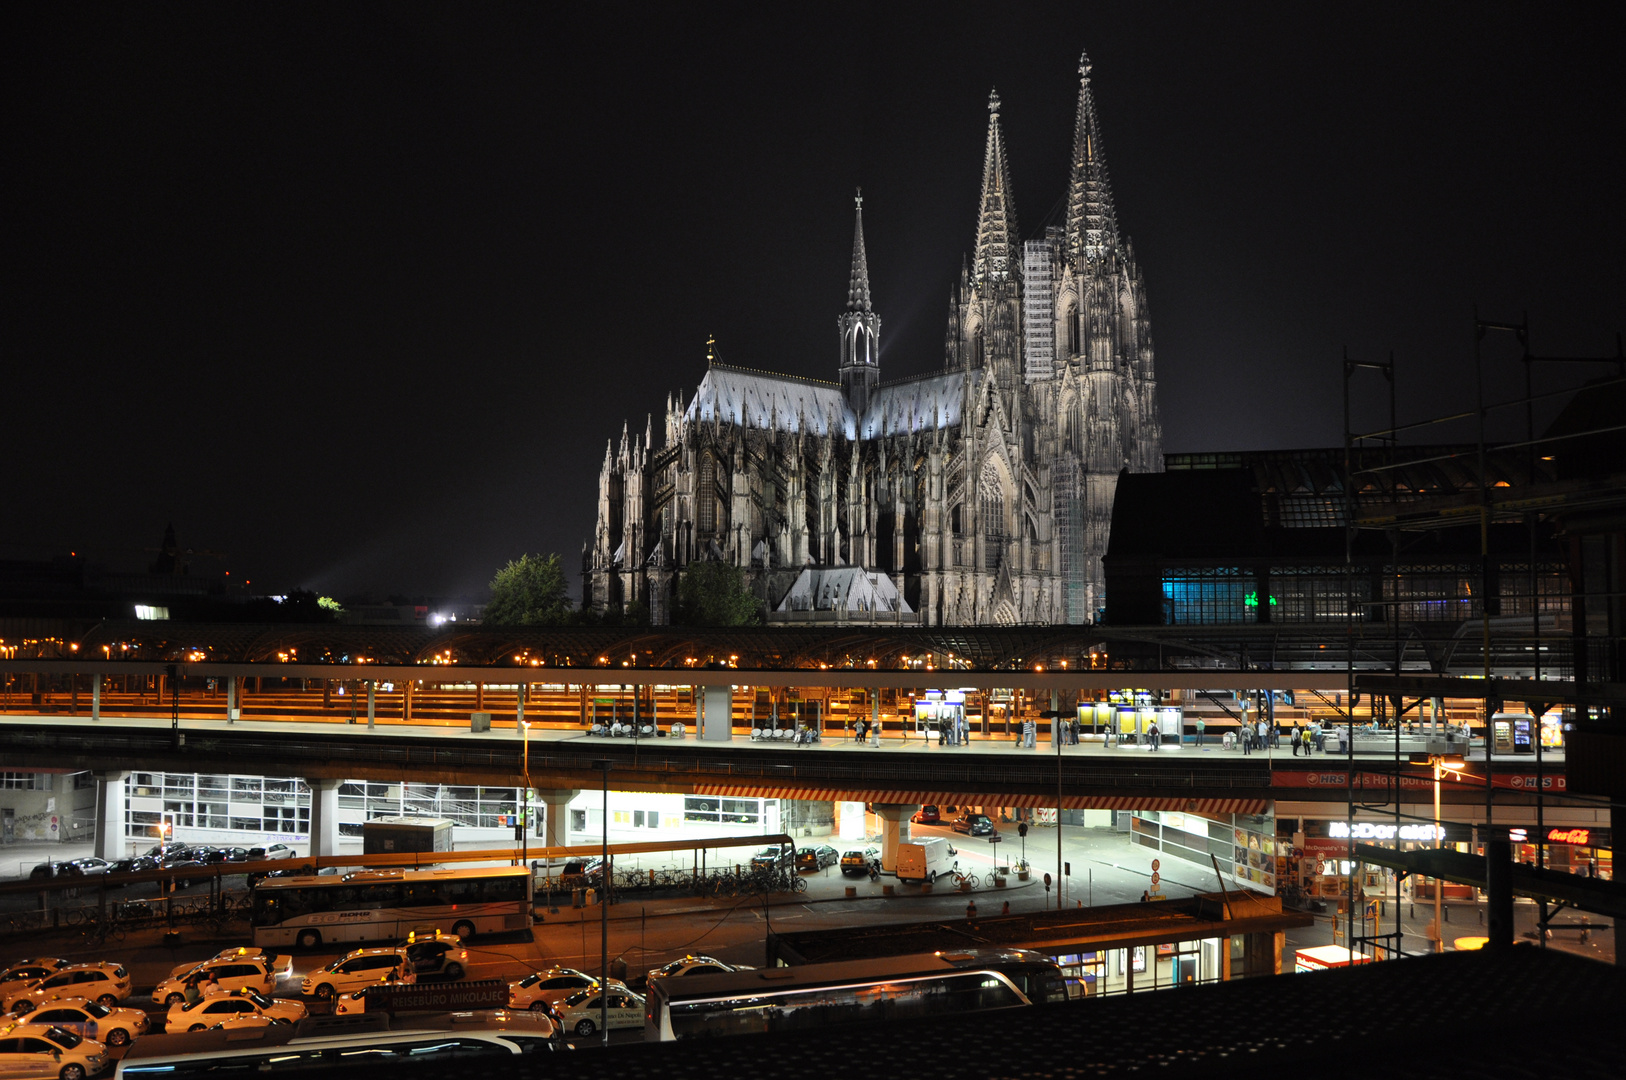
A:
[[1233, 718, 1349, 755]]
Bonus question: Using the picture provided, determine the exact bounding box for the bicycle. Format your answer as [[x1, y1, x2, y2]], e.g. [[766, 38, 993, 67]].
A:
[[950, 871, 981, 890]]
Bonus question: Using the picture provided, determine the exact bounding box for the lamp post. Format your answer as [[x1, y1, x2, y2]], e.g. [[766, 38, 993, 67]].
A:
[[594, 758, 611, 1046], [1413, 747, 1465, 953]]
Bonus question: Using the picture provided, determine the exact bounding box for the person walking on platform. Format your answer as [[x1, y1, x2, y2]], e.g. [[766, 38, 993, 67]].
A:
[[1291, 723, 1302, 756], [1196, 718, 1206, 746], [1241, 722, 1252, 754]]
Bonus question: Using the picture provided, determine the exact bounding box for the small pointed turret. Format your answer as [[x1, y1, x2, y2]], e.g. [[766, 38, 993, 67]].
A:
[[972, 90, 1020, 290], [1065, 49, 1120, 266]]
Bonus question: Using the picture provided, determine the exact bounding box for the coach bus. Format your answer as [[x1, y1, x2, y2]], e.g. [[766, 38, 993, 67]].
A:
[[249, 865, 531, 949], [115, 1010, 557, 1078], [644, 949, 1065, 1041]]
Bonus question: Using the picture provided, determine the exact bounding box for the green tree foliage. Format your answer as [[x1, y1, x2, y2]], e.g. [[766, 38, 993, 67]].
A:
[[675, 561, 761, 626], [484, 553, 572, 625]]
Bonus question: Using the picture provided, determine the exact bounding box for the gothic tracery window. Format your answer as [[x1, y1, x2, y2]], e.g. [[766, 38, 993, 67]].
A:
[[697, 455, 716, 534], [979, 464, 1006, 538]]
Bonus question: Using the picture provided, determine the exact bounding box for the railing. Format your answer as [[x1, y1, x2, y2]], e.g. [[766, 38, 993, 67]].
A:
[[0, 722, 1276, 792]]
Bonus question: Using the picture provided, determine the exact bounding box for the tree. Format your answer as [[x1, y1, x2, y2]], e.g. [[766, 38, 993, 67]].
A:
[[675, 561, 761, 626], [484, 553, 571, 625]]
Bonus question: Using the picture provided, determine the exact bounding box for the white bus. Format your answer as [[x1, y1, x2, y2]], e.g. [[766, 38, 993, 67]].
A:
[[249, 866, 531, 949], [644, 949, 1066, 1041], [114, 1010, 557, 1078]]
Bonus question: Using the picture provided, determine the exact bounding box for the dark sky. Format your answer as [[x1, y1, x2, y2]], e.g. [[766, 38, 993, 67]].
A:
[[6, 3, 1623, 600]]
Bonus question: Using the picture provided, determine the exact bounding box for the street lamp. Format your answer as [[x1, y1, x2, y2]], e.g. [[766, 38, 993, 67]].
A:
[[592, 758, 611, 1045], [1410, 749, 1465, 952]]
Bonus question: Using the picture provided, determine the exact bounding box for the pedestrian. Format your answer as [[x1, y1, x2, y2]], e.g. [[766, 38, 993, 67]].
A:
[[1196, 717, 1206, 746], [966, 899, 978, 920], [1241, 722, 1252, 754], [1001, 900, 1011, 915], [1291, 723, 1302, 756], [855, 717, 866, 744], [1147, 720, 1160, 751], [938, 718, 946, 746], [1141, 890, 1150, 903], [1258, 718, 1269, 750]]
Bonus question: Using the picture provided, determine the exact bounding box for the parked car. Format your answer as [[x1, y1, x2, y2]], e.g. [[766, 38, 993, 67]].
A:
[[0, 961, 70, 1003], [195, 846, 249, 864], [141, 843, 194, 863], [27, 858, 111, 880], [205, 1013, 299, 1033], [6, 963, 132, 1014], [952, 812, 994, 836], [638, 955, 753, 991], [20, 996, 149, 1047], [507, 968, 628, 1011], [749, 846, 793, 871], [912, 805, 942, 825], [300, 948, 407, 999], [840, 848, 880, 877], [0, 1021, 108, 1080], [400, 932, 468, 980], [246, 865, 333, 889], [245, 844, 297, 860], [153, 950, 290, 1006], [796, 845, 839, 871], [107, 855, 160, 878], [540, 987, 645, 1038], [556, 858, 603, 886], [167, 988, 306, 1031]]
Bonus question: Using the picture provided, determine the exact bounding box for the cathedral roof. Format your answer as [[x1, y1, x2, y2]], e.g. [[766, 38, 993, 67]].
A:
[[688, 364, 973, 440], [861, 370, 969, 438], [776, 566, 912, 614]]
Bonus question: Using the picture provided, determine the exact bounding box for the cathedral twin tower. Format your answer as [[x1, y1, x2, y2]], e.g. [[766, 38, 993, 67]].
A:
[[588, 52, 1161, 626]]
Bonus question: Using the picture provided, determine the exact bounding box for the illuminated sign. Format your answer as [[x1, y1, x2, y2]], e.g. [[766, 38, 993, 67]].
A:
[[1328, 822, 1446, 842], [1545, 827, 1605, 847]]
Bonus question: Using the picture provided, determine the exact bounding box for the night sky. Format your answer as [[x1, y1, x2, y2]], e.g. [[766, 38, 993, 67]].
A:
[[6, 4, 1623, 600]]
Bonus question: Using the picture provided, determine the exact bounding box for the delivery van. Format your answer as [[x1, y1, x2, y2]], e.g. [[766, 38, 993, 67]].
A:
[[896, 837, 958, 884]]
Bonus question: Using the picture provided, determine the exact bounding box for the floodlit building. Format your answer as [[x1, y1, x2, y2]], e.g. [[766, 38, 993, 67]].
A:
[[587, 51, 1161, 626]]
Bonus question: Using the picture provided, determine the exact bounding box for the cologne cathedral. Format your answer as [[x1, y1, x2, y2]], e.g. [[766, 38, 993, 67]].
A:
[[586, 52, 1161, 626]]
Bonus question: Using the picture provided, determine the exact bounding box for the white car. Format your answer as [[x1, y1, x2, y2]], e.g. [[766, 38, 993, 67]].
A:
[[151, 953, 288, 1006], [166, 988, 306, 1031], [168, 947, 282, 977], [21, 995, 148, 1047], [0, 1021, 108, 1080], [300, 947, 407, 999], [0, 961, 71, 1008], [643, 955, 754, 984], [507, 968, 629, 1011], [543, 987, 645, 1038], [206, 1013, 300, 1033], [6, 964, 132, 1014]]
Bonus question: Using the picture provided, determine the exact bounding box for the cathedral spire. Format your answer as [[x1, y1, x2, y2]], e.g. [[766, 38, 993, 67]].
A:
[[972, 89, 1020, 290], [838, 189, 881, 414], [846, 188, 872, 313], [1065, 49, 1120, 266]]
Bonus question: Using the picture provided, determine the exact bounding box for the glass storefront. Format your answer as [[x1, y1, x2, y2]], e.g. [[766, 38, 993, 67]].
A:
[[1132, 809, 1277, 894], [1052, 939, 1226, 998]]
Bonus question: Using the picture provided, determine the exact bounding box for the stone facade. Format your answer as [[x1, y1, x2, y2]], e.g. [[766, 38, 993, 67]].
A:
[[586, 52, 1161, 625]]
